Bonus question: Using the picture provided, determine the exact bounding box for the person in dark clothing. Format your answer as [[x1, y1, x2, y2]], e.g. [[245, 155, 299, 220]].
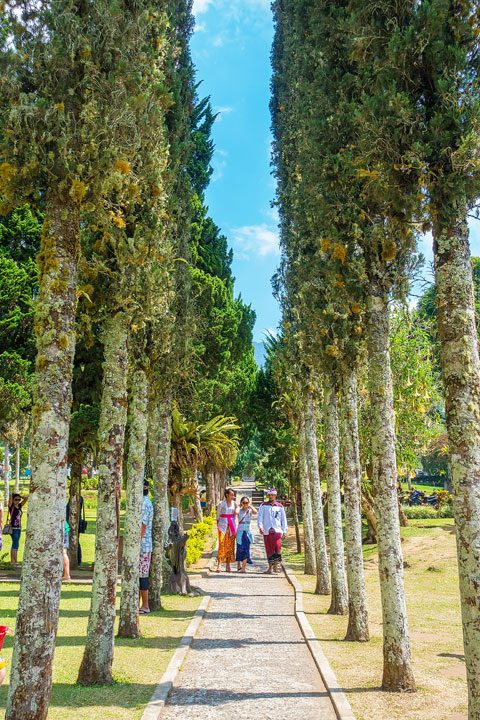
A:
[[7, 493, 28, 564]]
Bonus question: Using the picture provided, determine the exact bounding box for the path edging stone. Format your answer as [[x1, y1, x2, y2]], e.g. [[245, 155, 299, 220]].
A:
[[140, 594, 211, 720], [284, 566, 356, 720]]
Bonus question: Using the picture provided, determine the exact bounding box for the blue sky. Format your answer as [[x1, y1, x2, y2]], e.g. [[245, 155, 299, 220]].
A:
[[191, 0, 480, 340], [191, 0, 280, 342]]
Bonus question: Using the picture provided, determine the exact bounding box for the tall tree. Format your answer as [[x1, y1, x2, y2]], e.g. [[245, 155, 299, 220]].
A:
[[415, 4, 480, 714]]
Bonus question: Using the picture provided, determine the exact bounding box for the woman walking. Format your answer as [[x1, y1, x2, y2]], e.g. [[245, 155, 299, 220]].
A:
[[216, 488, 238, 572], [236, 497, 257, 572], [7, 493, 28, 564]]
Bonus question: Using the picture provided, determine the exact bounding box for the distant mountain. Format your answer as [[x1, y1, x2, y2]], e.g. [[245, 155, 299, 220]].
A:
[[253, 341, 266, 367]]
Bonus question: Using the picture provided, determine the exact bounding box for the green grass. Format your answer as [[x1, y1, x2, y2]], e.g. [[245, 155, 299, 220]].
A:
[[0, 583, 201, 720], [284, 517, 466, 720]]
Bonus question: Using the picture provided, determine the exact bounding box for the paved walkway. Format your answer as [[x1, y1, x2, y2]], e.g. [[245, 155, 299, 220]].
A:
[[161, 542, 337, 720]]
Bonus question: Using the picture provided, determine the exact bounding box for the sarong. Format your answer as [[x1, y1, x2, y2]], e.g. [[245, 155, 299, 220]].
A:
[[218, 528, 235, 563], [263, 530, 282, 565], [236, 531, 253, 564]]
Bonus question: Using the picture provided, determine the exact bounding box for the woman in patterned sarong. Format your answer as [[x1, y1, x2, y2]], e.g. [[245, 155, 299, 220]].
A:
[[216, 488, 238, 572]]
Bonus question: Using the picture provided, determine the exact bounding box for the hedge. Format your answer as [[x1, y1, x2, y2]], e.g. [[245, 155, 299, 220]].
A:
[[186, 513, 216, 567]]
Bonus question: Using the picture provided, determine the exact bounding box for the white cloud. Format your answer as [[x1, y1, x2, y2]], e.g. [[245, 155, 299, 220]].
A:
[[215, 105, 234, 121], [212, 149, 228, 182], [231, 224, 280, 258], [193, 0, 214, 16]]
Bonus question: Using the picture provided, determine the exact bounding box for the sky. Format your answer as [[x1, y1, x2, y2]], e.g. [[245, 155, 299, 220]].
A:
[[191, 0, 480, 340], [191, 0, 280, 342]]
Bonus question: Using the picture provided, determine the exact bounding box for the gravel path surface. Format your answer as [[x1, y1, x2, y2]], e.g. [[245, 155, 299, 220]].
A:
[[161, 542, 337, 720]]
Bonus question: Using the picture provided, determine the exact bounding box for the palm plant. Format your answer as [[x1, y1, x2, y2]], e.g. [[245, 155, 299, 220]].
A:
[[169, 404, 239, 526]]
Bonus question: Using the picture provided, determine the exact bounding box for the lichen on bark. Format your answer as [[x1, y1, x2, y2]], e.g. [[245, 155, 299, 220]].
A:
[[340, 369, 369, 642], [324, 381, 348, 615], [434, 214, 480, 716], [77, 312, 129, 685], [304, 392, 331, 595], [6, 192, 80, 720], [298, 418, 316, 575], [148, 391, 173, 612], [367, 293, 415, 691], [118, 368, 148, 639]]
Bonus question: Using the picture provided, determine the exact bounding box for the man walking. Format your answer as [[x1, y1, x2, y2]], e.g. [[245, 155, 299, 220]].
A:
[[257, 488, 288, 573]]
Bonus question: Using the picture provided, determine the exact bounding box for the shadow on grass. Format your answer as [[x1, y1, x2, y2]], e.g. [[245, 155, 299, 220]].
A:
[[439, 652, 465, 662], [0, 682, 158, 709]]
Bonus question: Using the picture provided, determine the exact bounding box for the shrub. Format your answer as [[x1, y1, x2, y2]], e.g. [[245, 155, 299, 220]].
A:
[[402, 504, 454, 519], [185, 513, 215, 567]]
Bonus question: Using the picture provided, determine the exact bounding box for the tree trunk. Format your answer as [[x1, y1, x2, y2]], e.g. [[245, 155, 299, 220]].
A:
[[366, 293, 415, 691], [398, 500, 408, 528], [433, 213, 480, 716], [304, 394, 331, 595], [118, 369, 148, 639], [78, 312, 129, 685], [192, 483, 203, 523], [148, 392, 172, 611], [298, 421, 316, 575], [14, 443, 20, 493], [324, 381, 348, 616], [67, 455, 82, 570], [6, 193, 80, 720], [291, 488, 302, 554], [340, 369, 369, 642], [205, 467, 215, 515], [4, 441, 9, 505], [361, 487, 378, 544]]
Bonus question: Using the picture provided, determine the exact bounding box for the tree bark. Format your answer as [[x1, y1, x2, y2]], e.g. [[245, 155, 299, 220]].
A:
[[291, 488, 302, 554], [366, 293, 415, 691], [324, 381, 348, 615], [304, 393, 331, 595], [6, 193, 80, 720], [298, 420, 316, 574], [4, 441, 9, 505], [118, 369, 148, 639], [205, 467, 215, 515], [433, 213, 480, 716], [78, 312, 129, 685], [14, 444, 20, 493], [192, 486, 203, 523], [148, 392, 173, 611], [340, 369, 369, 642], [67, 455, 82, 570]]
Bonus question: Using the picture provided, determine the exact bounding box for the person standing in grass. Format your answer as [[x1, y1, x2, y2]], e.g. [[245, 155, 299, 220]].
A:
[[257, 488, 288, 574], [139, 480, 154, 614], [236, 497, 257, 572], [7, 493, 28, 564]]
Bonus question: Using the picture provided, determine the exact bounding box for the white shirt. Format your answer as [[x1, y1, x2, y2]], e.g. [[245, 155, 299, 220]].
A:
[[257, 502, 288, 535]]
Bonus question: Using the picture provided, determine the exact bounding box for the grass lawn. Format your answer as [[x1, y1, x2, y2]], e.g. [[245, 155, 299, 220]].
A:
[[284, 518, 467, 720], [0, 583, 202, 719]]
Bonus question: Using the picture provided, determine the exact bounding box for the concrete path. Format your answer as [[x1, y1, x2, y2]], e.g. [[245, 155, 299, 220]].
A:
[[161, 542, 337, 720]]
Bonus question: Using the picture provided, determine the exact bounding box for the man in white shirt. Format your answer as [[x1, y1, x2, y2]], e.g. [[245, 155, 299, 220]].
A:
[[257, 488, 288, 574]]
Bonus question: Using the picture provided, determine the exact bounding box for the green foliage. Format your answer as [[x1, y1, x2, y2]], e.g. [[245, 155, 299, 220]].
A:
[[185, 513, 215, 567], [402, 505, 454, 520]]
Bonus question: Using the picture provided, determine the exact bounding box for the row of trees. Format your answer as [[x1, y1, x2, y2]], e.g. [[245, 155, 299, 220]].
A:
[[268, 0, 480, 717], [0, 1, 255, 718]]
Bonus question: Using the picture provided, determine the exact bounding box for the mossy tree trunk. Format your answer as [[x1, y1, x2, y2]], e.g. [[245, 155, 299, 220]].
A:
[[4, 441, 10, 504], [298, 420, 316, 575], [433, 213, 480, 716], [205, 466, 215, 514], [148, 392, 173, 611], [14, 443, 20, 493], [340, 369, 369, 642], [67, 454, 82, 570], [6, 193, 80, 720], [366, 293, 415, 691], [118, 368, 148, 638], [304, 393, 331, 595], [78, 312, 129, 685], [324, 381, 348, 615]]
